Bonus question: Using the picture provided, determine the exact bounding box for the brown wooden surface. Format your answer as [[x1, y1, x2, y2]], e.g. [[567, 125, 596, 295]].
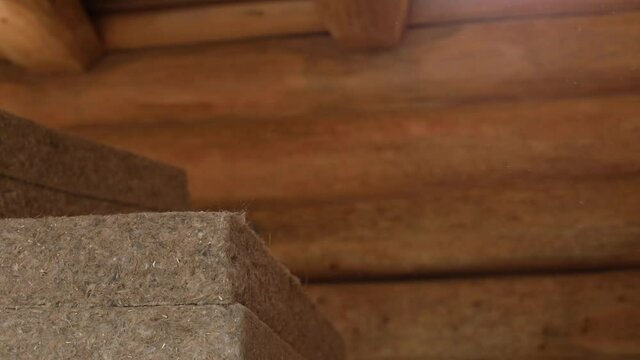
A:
[[93, 0, 640, 50], [409, 0, 640, 25], [88, 0, 219, 12], [62, 95, 640, 206], [1, 12, 638, 129], [58, 94, 640, 280], [0, 0, 102, 72], [1, 8, 639, 281], [314, 0, 410, 49], [247, 176, 640, 280], [98, 0, 322, 50], [88, 0, 279, 13], [306, 271, 640, 359]]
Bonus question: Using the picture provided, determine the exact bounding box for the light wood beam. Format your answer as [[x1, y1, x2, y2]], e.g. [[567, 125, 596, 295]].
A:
[[0, 0, 102, 72], [1, 13, 638, 128], [88, 0, 283, 13], [99, 1, 323, 50], [60, 95, 640, 280], [249, 175, 640, 280], [66, 94, 640, 208], [95, 0, 640, 51]]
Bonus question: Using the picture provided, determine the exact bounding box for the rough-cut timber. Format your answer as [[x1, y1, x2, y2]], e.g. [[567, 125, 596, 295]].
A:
[[307, 271, 640, 359], [314, 0, 410, 49], [0, 304, 304, 360], [247, 175, 640, 280], [0, 0, 102, 72], [0, 212, 344, 360], [66, 95, 640, 207], [0, 111, 189, 217], [409, 0, 640, 26], [98, 0, 323, 50], [93, 0, 640, 50], [1, 12, 639, 128], [44, 95, 640, 280], [89, 0, 221, 12]]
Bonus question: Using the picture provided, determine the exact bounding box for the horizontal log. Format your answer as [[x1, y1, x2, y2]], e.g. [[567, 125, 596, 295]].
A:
[[1, 12, 638, 129], [63, 95, 640, 206], [306, 271, 640, 359], [88, 0, 278, 13], [410, 0, 640, 25], [94, 0, 640, 50], [246, 176, 640, 280], [59, 95, 640, 280], [98, 1, 322, 49]]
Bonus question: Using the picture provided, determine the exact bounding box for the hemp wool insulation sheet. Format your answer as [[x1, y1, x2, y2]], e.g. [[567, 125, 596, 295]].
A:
[[0, 304, 304, 360], [0, 212, 345, 360], [0, 110, 189, 217]]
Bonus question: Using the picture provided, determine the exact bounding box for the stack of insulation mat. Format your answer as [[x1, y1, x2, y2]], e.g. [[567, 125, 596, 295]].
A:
[[0, 110, 189, 218], [0, 212, 344, 359]]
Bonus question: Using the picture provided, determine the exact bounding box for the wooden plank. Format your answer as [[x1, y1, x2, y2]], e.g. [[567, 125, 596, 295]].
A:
[[313, 0, 410, 49], [89, 0, 223, 12], [409, 0, 640, 25], [88, 0, 280, 13], [52, 95, 640, 280], [0, 0, 102, 72], [306, 271, 640, 359], [61, 95, 640, 206], [99, 1, 323, 50], [1, 12, 639, 128], [93, 0, 640, 50], [246, 176, 640, 280]]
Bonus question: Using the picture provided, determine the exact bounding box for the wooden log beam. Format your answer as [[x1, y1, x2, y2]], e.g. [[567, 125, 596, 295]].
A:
[[99, 1, 323, 50], [94, 0, 640, 50], [62, 95, 640, 206], [313, 0, 410, 49], [306, 271, 640, 359], [0, 0, 102, 72], [88, 0, 228, 13], [58, 95, 640, 280], [247, 176, 640, 280], [1, 12, 639, 128]]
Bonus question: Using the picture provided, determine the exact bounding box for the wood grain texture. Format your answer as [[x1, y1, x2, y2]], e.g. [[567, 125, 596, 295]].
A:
[[93, 0, 640, 50], [98, 0, 322, 49], [0, 0, 102, 72], [314, 0, 410, 49], [62, 95, 640, 206], [88, 0, 280, 13], [409, 0, 640, 25], [245, 176, 640, 280], [1, 12, 639, 128], [53, 94, 640, 280], [89, 0, 225, 12], [306, 271, 640, 359]]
